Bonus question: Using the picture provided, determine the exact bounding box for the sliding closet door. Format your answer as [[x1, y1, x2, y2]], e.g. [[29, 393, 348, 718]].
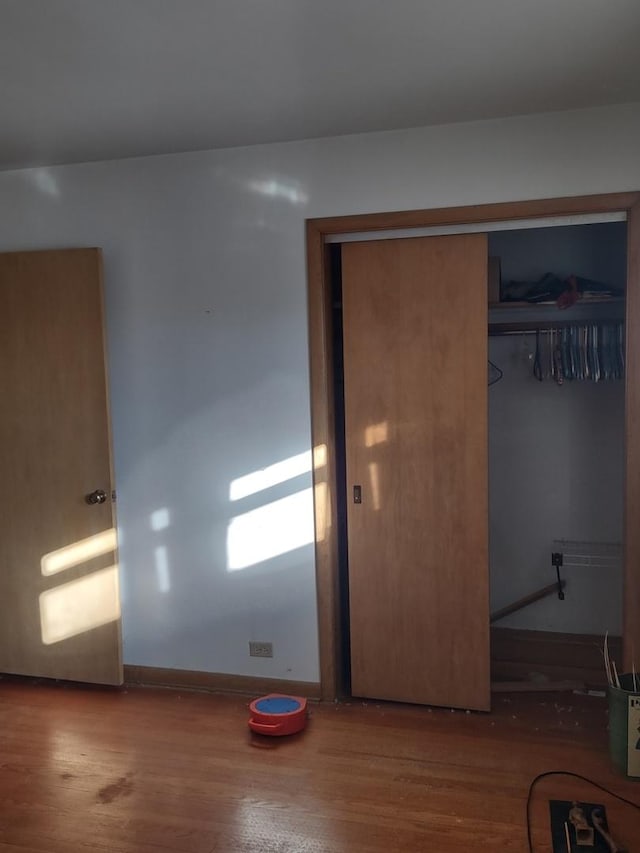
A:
[[342, 234, 490, 710]]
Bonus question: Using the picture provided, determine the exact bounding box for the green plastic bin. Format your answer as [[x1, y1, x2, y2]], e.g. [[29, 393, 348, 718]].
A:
[[608, 673, 640, 779]]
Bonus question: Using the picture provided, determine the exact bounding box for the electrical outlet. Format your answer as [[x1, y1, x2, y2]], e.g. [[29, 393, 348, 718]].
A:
[[249, 641, 273, 658]]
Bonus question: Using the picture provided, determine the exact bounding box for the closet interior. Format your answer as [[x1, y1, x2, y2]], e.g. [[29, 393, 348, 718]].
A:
[[487, 220, 627, 688]]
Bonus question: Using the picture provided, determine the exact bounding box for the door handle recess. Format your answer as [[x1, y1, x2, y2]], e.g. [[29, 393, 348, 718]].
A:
[[85, 489, 107, 505], [353, 485, 362, 504]]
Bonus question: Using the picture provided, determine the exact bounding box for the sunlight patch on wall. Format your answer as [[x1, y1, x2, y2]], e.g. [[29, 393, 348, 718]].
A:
[[229, 451, 312, 502], [39, 565, 120, 645], [41, 528, 117, 576], [154, 546, 171, 593], [365, 421, 388, 447], [368, 463, 381, 510], [247, 178, 308, 206], [314, 481, 329, 543], [313, 443, 327, 468], [150, 508, 170, 531], [29, 168, 60, 198], [227, 488, 314, 571]]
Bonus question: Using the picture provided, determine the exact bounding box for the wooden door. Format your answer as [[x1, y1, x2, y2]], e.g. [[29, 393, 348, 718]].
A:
[[0, 249, 122, 685], [342, 234, 489, 710]]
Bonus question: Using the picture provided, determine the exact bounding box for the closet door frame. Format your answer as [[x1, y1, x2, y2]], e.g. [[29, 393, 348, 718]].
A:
[[306, 191, 640, 701]]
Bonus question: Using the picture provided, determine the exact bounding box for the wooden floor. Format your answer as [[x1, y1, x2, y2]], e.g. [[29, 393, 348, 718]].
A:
[[0, 680, 638, 852]]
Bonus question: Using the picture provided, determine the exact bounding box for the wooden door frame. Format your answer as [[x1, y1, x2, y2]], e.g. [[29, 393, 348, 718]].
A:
[[307, 191, 640, 701]]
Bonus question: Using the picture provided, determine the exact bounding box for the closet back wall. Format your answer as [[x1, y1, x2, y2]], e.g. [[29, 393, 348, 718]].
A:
[[488, 224, 626, 633], [0, 103, 638, 681]]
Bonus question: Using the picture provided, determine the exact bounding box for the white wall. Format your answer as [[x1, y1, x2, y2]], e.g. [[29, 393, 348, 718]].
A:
[[1, 103, 639, 681], [489, 346, 625, 633]]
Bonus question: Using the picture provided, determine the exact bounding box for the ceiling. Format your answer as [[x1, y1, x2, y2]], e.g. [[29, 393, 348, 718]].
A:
[[2, 0, 640, 171]]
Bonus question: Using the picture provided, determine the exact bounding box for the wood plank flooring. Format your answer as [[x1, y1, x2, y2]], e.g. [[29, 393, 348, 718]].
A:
[[0, 679, 638, 852]]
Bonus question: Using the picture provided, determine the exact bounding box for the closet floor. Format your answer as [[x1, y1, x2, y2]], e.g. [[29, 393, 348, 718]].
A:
[[0, 678, 637, 852]]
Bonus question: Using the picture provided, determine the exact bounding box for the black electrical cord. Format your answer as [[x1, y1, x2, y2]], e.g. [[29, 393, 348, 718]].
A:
[[526, 770, 640, 852]]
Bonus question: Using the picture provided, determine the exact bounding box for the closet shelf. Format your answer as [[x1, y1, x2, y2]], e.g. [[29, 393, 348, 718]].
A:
[[489, 296, 624, 335]]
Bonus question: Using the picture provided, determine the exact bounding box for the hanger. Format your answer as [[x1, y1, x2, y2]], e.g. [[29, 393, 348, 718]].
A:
[[488, 359, 503, 386]]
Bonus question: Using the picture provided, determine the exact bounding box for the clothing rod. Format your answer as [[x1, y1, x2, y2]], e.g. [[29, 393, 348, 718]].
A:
[[489, 322, 624, 337]]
